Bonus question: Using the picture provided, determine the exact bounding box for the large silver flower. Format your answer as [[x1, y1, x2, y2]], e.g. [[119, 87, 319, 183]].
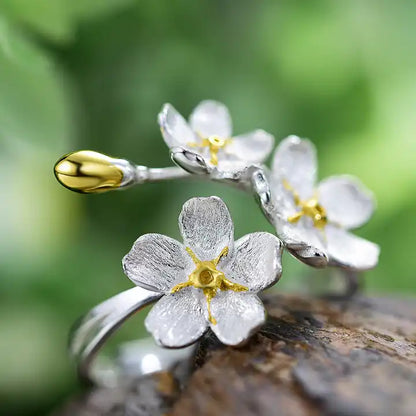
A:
[[158, 100, 274, 174], [122, 196, 282, 348], [269, 135, 380, 270]]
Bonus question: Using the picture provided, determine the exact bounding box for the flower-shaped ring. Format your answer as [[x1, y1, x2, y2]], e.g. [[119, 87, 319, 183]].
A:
[[253, 135, 380, 296], [268, 135, 379, 271], [159, 100, 275, 185], [53, 100, 274, 194], [69, 196, 282, 384]]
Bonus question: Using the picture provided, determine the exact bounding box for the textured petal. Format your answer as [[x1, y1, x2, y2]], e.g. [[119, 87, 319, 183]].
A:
[[179, 196, 234, 261], [158, 103, 200, 148], [273, 216, 328, 267], [216, 159, 252, 174], [209, 292, 265, 346], [318, 175, 375, 229], [189, 100, 232, 138], [122, 234, 194, 293], [326, 225, 380, 270], [272, 135, 317, 199], [222, 232, 282, 292], [226, 130, 274, 163], [270, 171, 328, 267], [270, 175, 301, 218], [145, 287, 208, 348]]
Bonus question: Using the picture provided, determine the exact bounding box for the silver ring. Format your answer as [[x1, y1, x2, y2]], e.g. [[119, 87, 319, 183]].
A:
[[256, 135, 379, 273], [69, 195, 283, 385], [60, 100, 381, 386], [69, 286, 196, 387], [53, 102, 379, 280]]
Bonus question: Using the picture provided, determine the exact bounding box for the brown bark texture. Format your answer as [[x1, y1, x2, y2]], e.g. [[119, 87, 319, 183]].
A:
[[56, 293, 416, 416]]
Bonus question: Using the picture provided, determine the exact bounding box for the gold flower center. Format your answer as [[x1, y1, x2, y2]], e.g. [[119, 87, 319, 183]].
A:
[[171, 246, 248, 325], [283, 179, 328, 230], [187, 134, 232, 166]]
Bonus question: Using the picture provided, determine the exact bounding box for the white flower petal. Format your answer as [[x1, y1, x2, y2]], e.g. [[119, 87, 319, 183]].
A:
[[122, 234, 194, 293], [216, 159, 252, 174], [325, 225, 380, 270], [189, 100, 232, 138], [209, 292, 265, 346], [158, 103, 199, 148], [318, 175, 375, 229], [270, 176, 301, 218], [222, 232, 282, 292], [145, 287, 208, 348], [179, 196, 234, 261], [272, 135, 317, 200], [273, 216, 328, 267], [226, 130, 274, 163]]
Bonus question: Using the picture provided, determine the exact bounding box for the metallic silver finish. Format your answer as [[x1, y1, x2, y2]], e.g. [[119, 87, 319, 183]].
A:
[[62, 101, 382, 387], [69, 285, 196, 386], [117, 160, 189, 189], [122, 234, 194, 292], [170, 146, 210, 176], [252, 167, 329, 268], [225, 232, 282, 292], [170, 146, 254, 189], [179, 196, 234, 261], [209, 291, 265, 345], [69, 286, 161, 385], [116, 338, 195, 381], [70, 196, 283, 385], [268, 135, 380, 271], [325, 225, 380, 271], [250, 167, 272, 208], [159, 100, 274, 173], [189, 100, 232, 138], [318, 175, 375, 229], [145, 287, 209, 348], [122, 196, 283, 348]]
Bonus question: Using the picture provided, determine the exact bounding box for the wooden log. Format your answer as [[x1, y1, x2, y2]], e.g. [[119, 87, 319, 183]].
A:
[[55, 293, 416, 416]]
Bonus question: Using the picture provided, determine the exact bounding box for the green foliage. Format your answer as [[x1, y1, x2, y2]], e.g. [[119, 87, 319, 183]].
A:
[[0, 1, 415, 415], [0, 18, 72, 149], [0, 0, 134, 43]]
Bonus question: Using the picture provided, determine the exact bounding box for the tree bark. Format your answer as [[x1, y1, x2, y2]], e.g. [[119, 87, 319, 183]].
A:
[[56, 293, 416, 416]]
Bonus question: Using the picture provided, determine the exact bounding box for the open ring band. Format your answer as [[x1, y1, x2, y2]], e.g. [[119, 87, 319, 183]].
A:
[[69, 287, 195, 387]]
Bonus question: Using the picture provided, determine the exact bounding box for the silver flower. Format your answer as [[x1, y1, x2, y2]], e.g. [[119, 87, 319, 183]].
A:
[[122, 196, 282, 348], [269, 135, 380, 270], [158, 100, 274, 174]]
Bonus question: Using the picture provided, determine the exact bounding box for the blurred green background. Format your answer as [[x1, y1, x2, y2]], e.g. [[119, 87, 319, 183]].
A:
[[0, 1, 415, 414]]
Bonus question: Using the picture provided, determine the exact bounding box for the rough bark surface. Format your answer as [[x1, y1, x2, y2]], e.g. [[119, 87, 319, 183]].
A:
[[56, 293, 416, 416]]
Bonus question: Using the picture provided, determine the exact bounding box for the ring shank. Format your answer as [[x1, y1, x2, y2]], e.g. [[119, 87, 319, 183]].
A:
[[69, 286, 195, 386]]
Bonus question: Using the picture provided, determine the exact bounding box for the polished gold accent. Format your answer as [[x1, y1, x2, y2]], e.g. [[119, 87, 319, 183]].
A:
[[283, 179, 328, 230], [54, 151, 124, 194], [187, 134, 232, 166], [171, 246, 248, 325]]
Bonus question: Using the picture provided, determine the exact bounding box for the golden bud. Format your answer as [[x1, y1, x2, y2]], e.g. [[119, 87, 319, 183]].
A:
[[54, 150, 124, 194]]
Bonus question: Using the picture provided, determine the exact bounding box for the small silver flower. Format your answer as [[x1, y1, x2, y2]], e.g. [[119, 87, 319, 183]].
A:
[[122, 196, 282, 347], [269, 135, 380, 270], [158, 100, 274, 174]]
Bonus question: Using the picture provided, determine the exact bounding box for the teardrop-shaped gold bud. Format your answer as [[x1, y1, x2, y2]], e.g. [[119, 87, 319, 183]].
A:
[[54, 150, 124, 193]]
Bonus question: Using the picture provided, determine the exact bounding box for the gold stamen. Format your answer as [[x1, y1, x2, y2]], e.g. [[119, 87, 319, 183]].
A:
[[171, 246, 247, 324], [186, 134, 232, 166], [203, 288, 217, 325], [283, 179, 328, 230], [213, 246, 229, 266]]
